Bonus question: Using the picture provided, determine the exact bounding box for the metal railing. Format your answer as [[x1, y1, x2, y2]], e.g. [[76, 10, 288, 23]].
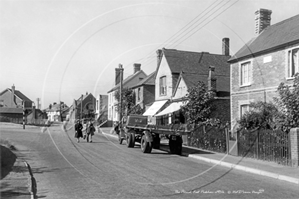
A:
[[237, 129, 291, 166]]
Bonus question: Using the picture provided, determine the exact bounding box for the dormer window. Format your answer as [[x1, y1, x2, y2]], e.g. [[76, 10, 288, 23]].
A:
[[159, 76, 167, 96]]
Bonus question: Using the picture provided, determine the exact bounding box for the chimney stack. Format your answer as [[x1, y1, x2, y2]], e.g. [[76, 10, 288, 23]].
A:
[[11, 84, 15, 108], [156, 49, 163, 67], [222, 38, 230, 56], [255, 8, 272, 35], [208, 66, 217, 92], [115, 68, 122, 85], [133, 63, 141, 74]]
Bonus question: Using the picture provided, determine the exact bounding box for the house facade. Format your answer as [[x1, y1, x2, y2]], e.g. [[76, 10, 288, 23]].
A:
[[145, 39, 231, 125], [44, 102, 69, 122], [107, 63, 147, 125], [95, 94, 108, 125], [228, 10, 299, 132], [131, 72, 155, 112], [69, 93, 96, 122]]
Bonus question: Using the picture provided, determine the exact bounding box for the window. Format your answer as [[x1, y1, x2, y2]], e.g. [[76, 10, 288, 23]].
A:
[[240, 104, 250, 118], [159, 76, 167, 96], [137, 88, 141, 101], [287, 47, 299, 78], [240, 61, 252, 86]]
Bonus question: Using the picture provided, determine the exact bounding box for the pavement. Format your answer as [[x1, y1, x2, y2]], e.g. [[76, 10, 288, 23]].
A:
[[99, 127, 299, 185], [0, 159, 36, 199]]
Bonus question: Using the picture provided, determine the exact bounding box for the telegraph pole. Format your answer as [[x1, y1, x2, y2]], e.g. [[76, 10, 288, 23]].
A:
[[80, 94, 83, 121], [119, 64, 123, 124], [22, 101, 25, 129]]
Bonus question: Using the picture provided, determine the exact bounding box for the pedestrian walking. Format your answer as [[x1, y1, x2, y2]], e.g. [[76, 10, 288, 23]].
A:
[[86, 121, 95, 143], [74, 120, 83, 142]]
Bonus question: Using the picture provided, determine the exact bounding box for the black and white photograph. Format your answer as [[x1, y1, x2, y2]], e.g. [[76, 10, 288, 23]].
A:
[[0, 0, 299, 198]]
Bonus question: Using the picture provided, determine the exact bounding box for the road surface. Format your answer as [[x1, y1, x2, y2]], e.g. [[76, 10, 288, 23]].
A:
[[0, 122, 298, 199]]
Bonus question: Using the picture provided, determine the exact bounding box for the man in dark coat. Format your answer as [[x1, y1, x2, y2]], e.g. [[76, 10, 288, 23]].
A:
[[74, 120, 83, 142]]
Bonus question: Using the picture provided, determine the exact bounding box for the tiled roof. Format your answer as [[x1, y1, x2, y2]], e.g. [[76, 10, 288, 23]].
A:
[[162, 48, 230, 93], [163, 49, 230, 77], [181, 72, 230, 92], [108, 70, 147, 92], [131, 71, 155, 88], [0, 88, 32, 102], [229, 15, 299, 62]]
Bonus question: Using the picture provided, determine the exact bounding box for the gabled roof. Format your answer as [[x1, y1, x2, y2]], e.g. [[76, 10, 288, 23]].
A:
[[0, 88, 32, 102], [108, 70, 147, 93], [131, 71, 155, 89], [177, 72, 230, 93], [161, 48, 230, 76], [229, 15, 299, 63]]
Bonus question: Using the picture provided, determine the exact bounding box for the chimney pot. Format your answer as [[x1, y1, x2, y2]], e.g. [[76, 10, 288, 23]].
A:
[[222, 38, 230, 56]]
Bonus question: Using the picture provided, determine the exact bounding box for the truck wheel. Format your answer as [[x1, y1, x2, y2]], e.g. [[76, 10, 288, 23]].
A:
[[152, 134, 160, 149], [118, 133, 124, 144], [126, 132, 135, 148], [141, 135, 152, 153]]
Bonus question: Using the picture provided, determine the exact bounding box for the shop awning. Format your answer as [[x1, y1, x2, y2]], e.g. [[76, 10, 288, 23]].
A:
[[143, 100, 168, 116], [155, 101, 184, 116]]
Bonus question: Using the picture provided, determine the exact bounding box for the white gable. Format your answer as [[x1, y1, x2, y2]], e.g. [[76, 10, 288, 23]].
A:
[[155, 55, 173, 101], [173, 77, 188, 100]]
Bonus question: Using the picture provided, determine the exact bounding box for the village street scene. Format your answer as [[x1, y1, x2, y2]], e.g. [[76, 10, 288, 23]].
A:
[[0, 0, 299, 198]]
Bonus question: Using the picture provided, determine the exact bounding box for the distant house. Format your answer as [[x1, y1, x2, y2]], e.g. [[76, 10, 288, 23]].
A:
[[44, 102, 69, 122], [0, 85, 33, 121], [145, 39, 231, 125], [68, 93, 96, 122], [107, 63, 147, 126], [131, 71, 156, 113], [0, 85, 32, 109], [228, 10, 299, 132]]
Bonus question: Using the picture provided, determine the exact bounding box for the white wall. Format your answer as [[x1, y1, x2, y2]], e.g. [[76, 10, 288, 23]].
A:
[[155, 55, 173, 101]]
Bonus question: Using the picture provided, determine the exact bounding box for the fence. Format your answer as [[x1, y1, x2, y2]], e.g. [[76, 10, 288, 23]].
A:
[[237, 129, 291, 166], [0, 116, 49, 127], [187, 124, 228, 153]]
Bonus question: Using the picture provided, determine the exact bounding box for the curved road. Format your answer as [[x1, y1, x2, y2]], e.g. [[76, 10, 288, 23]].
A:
[[0, 122, 298, 199]]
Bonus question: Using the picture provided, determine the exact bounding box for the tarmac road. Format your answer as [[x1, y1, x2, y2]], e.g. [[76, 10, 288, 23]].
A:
[[0, 122, 298, 199]]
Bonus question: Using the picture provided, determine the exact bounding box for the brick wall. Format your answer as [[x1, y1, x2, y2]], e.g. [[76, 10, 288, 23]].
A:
[[230, 44, 298, 131]]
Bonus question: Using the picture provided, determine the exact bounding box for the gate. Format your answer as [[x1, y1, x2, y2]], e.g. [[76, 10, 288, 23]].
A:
[[237, 129, 291, 166]]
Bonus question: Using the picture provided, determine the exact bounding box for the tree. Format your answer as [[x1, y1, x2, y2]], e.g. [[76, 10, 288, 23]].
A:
[[273, 73, 299, 132], [181, 81, 215, 124], [114, 88, 136, 118]]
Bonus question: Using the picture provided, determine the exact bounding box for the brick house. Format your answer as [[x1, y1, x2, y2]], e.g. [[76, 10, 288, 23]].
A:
[[0, 85, 32, 109], [228, 10, 299, 133], [144, 39, 231, 125], [131, 71, 155, 112], [107, 63, 147, 126], [0, 85, 33, 121], [68, 93, 96, 122]]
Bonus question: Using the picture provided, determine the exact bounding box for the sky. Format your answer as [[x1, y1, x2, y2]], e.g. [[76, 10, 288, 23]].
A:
[[0, 0, 298, 109]]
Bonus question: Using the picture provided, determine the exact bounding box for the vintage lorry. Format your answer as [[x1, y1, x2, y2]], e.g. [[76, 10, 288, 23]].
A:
[[116, 115, 191, 155]]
